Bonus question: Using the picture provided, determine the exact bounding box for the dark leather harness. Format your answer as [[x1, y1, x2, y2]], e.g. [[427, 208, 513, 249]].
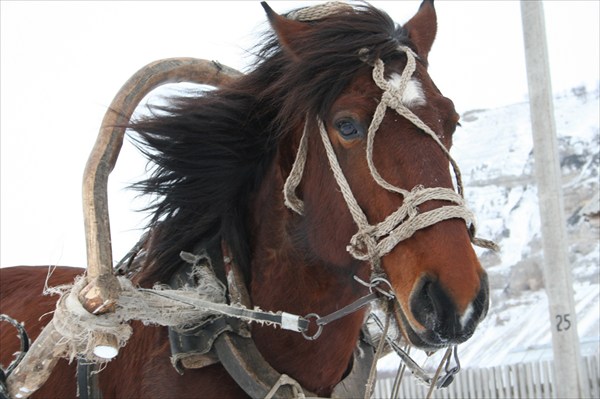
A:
[[168, 240, 376, 398]]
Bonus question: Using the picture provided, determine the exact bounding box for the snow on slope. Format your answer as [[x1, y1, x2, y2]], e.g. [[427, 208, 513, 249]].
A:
[[379, 84, 600, 372]]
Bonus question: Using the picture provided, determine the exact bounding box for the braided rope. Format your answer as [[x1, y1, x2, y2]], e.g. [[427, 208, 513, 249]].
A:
[[370, 49, 465, 197], [287, 1, 353, 21], [317, 118, 371, 230], [283, 120, 309, 214], [283, 45, 498, 273]]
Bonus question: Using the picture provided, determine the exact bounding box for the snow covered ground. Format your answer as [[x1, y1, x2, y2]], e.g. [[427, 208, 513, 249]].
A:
[[379, 84, 600, 372]]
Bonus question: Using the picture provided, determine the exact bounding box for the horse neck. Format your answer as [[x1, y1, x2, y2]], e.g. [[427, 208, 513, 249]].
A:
[[247, 152, 371, 396]]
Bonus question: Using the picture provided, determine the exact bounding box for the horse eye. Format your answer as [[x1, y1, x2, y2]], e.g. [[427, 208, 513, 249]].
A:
[[335, 119, 363, 140]]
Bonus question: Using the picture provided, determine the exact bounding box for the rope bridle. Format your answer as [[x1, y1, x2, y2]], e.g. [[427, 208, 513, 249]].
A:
[[283, 44, 497, 278], [280, 5, 498, 396]]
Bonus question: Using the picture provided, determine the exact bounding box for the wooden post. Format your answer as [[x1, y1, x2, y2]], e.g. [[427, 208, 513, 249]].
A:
[[520, 2, 584, 398]]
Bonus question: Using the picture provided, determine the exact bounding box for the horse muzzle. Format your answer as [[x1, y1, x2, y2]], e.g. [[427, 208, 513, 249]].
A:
[[395, 273, 489, 350]]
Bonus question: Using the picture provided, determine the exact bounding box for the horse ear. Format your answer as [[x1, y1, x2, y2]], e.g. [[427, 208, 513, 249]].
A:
[[403, 0, 437, 62], [261, 2, 311, 57]]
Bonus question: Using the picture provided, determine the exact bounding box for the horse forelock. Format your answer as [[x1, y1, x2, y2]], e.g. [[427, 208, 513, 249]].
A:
[[252, 4, 413, 129]]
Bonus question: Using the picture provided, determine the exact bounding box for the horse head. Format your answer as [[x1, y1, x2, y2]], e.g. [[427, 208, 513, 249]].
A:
[[262, 0, 489, 351]]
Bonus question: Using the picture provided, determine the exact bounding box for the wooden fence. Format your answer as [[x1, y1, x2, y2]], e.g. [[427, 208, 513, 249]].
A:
[[374, 354, 599, 398]]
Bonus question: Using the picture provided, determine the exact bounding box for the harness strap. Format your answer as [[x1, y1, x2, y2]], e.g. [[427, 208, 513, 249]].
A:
[[76, 361, 102, 399], [168, 317, 242, 373], [111, 236, 377, 399]]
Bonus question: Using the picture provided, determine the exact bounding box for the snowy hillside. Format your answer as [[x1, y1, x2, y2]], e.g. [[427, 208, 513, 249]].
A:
[[379, 84, 600, 372]]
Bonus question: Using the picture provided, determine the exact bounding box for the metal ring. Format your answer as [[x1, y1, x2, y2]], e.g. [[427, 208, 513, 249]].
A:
[[353, 275, 395, 299], [370, 277, 395, 299], [300, 313, 323, 341]]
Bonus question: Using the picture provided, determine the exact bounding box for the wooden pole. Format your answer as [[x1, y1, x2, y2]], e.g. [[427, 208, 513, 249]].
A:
[[520, 2, 584, 398]]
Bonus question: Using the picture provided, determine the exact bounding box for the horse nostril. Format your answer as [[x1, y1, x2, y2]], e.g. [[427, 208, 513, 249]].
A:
[[410, 277, 463, 340], [410, 277, 453, 331]]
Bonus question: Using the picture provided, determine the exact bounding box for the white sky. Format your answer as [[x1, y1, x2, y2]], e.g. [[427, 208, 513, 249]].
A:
[[1, 1, 599, 268]]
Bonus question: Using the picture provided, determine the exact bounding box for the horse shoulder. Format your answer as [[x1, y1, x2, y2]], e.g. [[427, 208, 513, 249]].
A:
[[1, 266, 82, 398]]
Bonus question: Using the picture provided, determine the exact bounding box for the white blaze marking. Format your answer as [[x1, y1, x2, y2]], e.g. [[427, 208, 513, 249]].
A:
[[388, 73, 426, 107]]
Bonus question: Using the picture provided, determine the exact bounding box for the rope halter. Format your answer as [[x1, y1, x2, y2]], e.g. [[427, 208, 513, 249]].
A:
[[283, 44, 498, 274]]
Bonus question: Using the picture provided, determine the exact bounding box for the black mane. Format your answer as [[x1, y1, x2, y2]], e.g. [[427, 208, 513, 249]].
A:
[[129, 4, 410, 285]]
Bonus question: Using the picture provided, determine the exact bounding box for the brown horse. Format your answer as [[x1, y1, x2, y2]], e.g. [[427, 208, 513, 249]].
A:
[[0, 1, 489, 397]]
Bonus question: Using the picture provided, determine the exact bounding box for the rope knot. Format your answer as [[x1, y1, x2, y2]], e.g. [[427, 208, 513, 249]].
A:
[[401, 185, 428, 219], [347, 228, 378, 262], [381, 90, 402, 110]]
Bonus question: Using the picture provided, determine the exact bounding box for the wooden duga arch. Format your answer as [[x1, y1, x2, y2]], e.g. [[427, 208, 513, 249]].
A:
[[0, 1, 497, 398], [3, 58, 242, 399]]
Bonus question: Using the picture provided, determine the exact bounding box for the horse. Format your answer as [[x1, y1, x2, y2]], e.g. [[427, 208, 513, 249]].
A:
[[0, 1, 491, 397]]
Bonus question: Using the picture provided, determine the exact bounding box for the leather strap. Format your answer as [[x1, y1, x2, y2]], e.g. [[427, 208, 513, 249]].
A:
[[76, 361, 102, 399], [316, 292, 379, 326], [167, 239, 251, 373]]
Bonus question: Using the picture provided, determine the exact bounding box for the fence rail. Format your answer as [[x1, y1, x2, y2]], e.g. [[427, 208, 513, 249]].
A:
[[374, 354, 599, 398]]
